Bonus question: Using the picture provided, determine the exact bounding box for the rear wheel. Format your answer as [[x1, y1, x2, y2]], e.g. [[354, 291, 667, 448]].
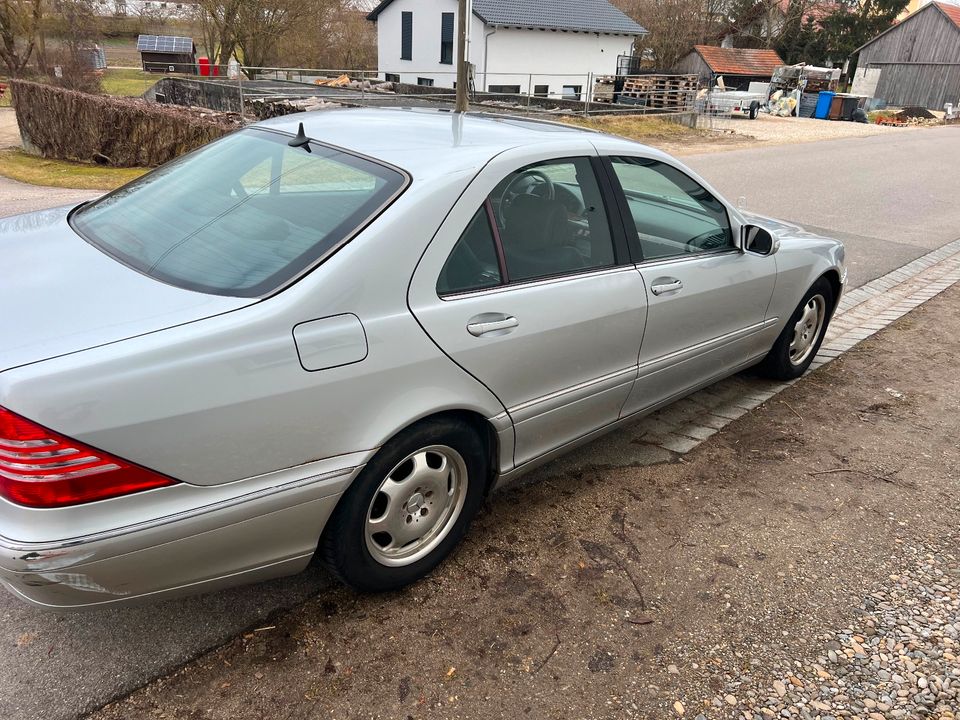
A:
[[319, 418, 487, 592], [758, 278, 833, 380], [748, 100, 760, 119]]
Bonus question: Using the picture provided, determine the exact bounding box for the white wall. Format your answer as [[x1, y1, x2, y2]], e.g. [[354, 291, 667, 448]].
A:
[[374, 0, 636, 99], [480, 28, 634, 99], [375, 0, 484, 89]]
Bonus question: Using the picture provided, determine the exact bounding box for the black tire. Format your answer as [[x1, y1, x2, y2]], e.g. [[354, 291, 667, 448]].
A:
[[757, 277, 834, 380], [748, 100, 760, 119], [319, 417, 488, 592]]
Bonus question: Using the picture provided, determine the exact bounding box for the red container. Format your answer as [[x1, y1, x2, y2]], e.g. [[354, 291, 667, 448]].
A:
[[198, 56, 211, 77]]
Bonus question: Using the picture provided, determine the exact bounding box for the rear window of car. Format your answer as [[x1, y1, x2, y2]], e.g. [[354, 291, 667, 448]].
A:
[[71, 128, 408, 297]]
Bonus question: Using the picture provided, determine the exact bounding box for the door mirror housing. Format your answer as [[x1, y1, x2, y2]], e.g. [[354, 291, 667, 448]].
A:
[[742, 225, 779, 256]]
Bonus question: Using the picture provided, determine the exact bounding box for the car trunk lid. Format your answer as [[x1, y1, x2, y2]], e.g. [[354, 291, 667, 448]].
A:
[[0, 206, 252, 372]]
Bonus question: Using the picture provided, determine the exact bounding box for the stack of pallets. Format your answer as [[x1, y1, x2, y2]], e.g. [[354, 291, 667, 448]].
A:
[[618, 74, 698, 110], [592, 76, 616, 103]]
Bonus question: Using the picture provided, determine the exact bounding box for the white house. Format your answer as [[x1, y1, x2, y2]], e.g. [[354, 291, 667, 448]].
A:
[[366, 0, 647, 100]]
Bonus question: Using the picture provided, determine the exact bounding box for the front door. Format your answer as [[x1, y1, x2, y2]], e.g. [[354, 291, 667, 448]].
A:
[[409, 153, 647, 468], [605, 155, 778, 416]]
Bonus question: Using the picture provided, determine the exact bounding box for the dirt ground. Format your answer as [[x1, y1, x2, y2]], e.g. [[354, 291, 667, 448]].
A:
[[0, 108, 20, 148], [89, 281, 960, 719]]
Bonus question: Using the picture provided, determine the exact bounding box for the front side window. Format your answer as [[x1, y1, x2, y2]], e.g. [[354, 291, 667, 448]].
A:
[[72, 129, 407, 297], [610, 157, 732, 261], [438, 157, 615, 294]]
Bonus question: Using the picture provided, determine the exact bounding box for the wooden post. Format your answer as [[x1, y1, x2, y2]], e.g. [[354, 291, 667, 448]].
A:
[[455, 0, 468, 112]]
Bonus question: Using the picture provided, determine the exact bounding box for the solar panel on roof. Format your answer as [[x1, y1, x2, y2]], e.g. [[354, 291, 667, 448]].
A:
[[136, 35, 193, 54]]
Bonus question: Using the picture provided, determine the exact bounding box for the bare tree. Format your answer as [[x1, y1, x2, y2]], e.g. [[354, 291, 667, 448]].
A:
[[616, 0, 719, 68], [0, 0, 43, 76]]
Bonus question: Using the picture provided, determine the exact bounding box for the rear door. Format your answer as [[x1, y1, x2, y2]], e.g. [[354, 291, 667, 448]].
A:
[[408, 146, 647, 469], [603, 155, 778, 416]]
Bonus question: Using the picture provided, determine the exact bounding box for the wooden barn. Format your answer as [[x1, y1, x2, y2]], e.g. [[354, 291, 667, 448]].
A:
[[673, 46, 784, 91], [853, 2, 960, 109], [137, 35, 197, 74]]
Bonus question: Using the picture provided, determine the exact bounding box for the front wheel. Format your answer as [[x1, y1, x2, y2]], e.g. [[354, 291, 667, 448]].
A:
[[319, 418, 488, 592], [757, 278, 833, 380]]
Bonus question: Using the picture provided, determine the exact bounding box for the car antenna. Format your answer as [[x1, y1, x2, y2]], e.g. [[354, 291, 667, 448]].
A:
[[288, 122, 311, 152]]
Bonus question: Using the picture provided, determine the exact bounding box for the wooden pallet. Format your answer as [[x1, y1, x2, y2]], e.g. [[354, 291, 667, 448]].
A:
[[616, 74, 698, 110]]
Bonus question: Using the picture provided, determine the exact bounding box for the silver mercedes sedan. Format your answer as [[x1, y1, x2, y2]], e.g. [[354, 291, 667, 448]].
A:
[[0, 109, 844, 608]]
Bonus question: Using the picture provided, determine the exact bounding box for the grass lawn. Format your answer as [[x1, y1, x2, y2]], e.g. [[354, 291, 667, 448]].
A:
[[100, 67, 157, 97], [0, 149, 147, 190]]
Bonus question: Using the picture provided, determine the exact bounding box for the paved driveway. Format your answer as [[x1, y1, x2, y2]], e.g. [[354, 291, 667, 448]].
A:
[[0, 126, 958, 720]]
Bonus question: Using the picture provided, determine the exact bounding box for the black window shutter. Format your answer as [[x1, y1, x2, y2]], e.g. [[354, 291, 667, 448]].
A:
[[440, 12, 454, 64], [441, 13, 454, 43], [401, 12, 413, 60]]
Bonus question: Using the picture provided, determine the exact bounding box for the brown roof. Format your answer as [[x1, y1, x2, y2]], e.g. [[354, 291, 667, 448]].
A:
[[692, 45, 785, 76], [935, 1, 960, 28]]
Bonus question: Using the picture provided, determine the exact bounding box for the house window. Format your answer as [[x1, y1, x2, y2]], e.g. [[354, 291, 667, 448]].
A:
[[562, 85, 582, 100], [400, 11, 413, 61], [534, 84, 549, 97], [440, 12, 454, 65], [417, 77, 434, 87], [488, 85, 520, 94], [384, 73, 400, 83]]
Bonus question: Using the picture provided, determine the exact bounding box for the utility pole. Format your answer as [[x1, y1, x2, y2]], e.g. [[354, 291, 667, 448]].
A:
[[455, 0, 468, 112]]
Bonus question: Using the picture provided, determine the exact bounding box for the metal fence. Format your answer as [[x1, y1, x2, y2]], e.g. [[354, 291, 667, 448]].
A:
[[119, 63, 701, 121]]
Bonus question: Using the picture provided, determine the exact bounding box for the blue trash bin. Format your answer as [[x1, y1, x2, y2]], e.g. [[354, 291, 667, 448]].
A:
[[815, 91, 835, 119]]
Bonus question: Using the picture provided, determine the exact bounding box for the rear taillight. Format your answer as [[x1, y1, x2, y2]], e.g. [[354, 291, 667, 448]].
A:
[[0, 406, 178, 508]]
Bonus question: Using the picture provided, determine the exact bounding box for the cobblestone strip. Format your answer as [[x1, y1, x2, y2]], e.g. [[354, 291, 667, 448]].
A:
[[633, 238, 960, 455]]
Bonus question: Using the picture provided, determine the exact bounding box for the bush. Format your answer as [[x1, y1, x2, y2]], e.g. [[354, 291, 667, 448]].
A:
[[46, 49, 103, 94], [11, 80, 235, 167]]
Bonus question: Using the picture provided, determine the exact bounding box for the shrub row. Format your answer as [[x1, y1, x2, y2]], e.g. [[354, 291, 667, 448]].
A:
[[11, 80, 237, 167]]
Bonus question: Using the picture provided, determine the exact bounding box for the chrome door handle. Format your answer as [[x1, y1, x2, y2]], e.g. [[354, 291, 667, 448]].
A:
[[466, 315, 519, 337], [650, 279, 683, 296]]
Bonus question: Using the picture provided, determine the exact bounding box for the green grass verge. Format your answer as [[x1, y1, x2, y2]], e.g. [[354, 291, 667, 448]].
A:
[[0, 148, 147, 190], [100, 68, 157, 97]]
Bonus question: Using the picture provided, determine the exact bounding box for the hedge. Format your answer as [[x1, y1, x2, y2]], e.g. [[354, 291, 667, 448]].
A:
[[11, 80, 237, 167]]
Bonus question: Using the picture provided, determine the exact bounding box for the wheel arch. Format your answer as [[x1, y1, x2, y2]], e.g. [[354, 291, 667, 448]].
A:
[[818, 268, 843, 315]]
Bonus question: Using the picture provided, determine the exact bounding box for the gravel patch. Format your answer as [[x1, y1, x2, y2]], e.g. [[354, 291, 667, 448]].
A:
[[698, 114, 923, 145], [698, 540, 960, 719]]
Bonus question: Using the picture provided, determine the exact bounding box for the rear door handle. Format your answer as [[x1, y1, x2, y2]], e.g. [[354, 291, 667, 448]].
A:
[[466, 314, 519, 337], [650, 278, 683, 296]]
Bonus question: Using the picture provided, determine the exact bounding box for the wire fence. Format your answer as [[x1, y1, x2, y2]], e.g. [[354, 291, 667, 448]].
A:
[[119, 63, 703, 121]]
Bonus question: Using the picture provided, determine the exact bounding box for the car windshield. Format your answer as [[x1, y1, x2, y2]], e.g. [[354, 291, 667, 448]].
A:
[[71, 128, 408, 297]]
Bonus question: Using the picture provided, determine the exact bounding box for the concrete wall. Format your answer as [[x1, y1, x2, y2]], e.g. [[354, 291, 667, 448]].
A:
[[372, 0, 635, 99]]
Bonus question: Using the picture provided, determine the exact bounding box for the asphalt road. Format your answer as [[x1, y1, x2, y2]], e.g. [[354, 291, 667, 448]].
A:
[[684, 125, 960, 288], [0, 125, 958, 720]]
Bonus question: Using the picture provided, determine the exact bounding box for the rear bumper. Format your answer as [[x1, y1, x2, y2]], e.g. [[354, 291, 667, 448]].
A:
[[0, 465, 358, 610]]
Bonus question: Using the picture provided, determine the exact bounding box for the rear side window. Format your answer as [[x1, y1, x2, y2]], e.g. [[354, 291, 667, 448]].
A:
[[71, 129, 407, 297], [437, 206, 502, 295]]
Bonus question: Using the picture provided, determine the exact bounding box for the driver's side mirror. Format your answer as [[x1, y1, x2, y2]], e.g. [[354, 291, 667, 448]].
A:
[[742, 225, 779, 256]]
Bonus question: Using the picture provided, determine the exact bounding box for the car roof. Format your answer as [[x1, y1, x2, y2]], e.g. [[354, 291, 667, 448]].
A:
[[255, 107, 657, 179]]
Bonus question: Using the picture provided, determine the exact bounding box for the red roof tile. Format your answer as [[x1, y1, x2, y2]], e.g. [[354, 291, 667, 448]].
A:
[[693, 45, 785, 76], [935, 1, 960, 28]]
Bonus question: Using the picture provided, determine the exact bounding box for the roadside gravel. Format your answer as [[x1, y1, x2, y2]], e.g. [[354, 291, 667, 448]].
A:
[[695, 541, 960, 720], [696, 114, 921, 146]]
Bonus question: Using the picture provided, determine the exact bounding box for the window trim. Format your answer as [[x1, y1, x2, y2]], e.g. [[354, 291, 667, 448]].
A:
[[599, 155, 735, 265], [437, 155, 628, 299]]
